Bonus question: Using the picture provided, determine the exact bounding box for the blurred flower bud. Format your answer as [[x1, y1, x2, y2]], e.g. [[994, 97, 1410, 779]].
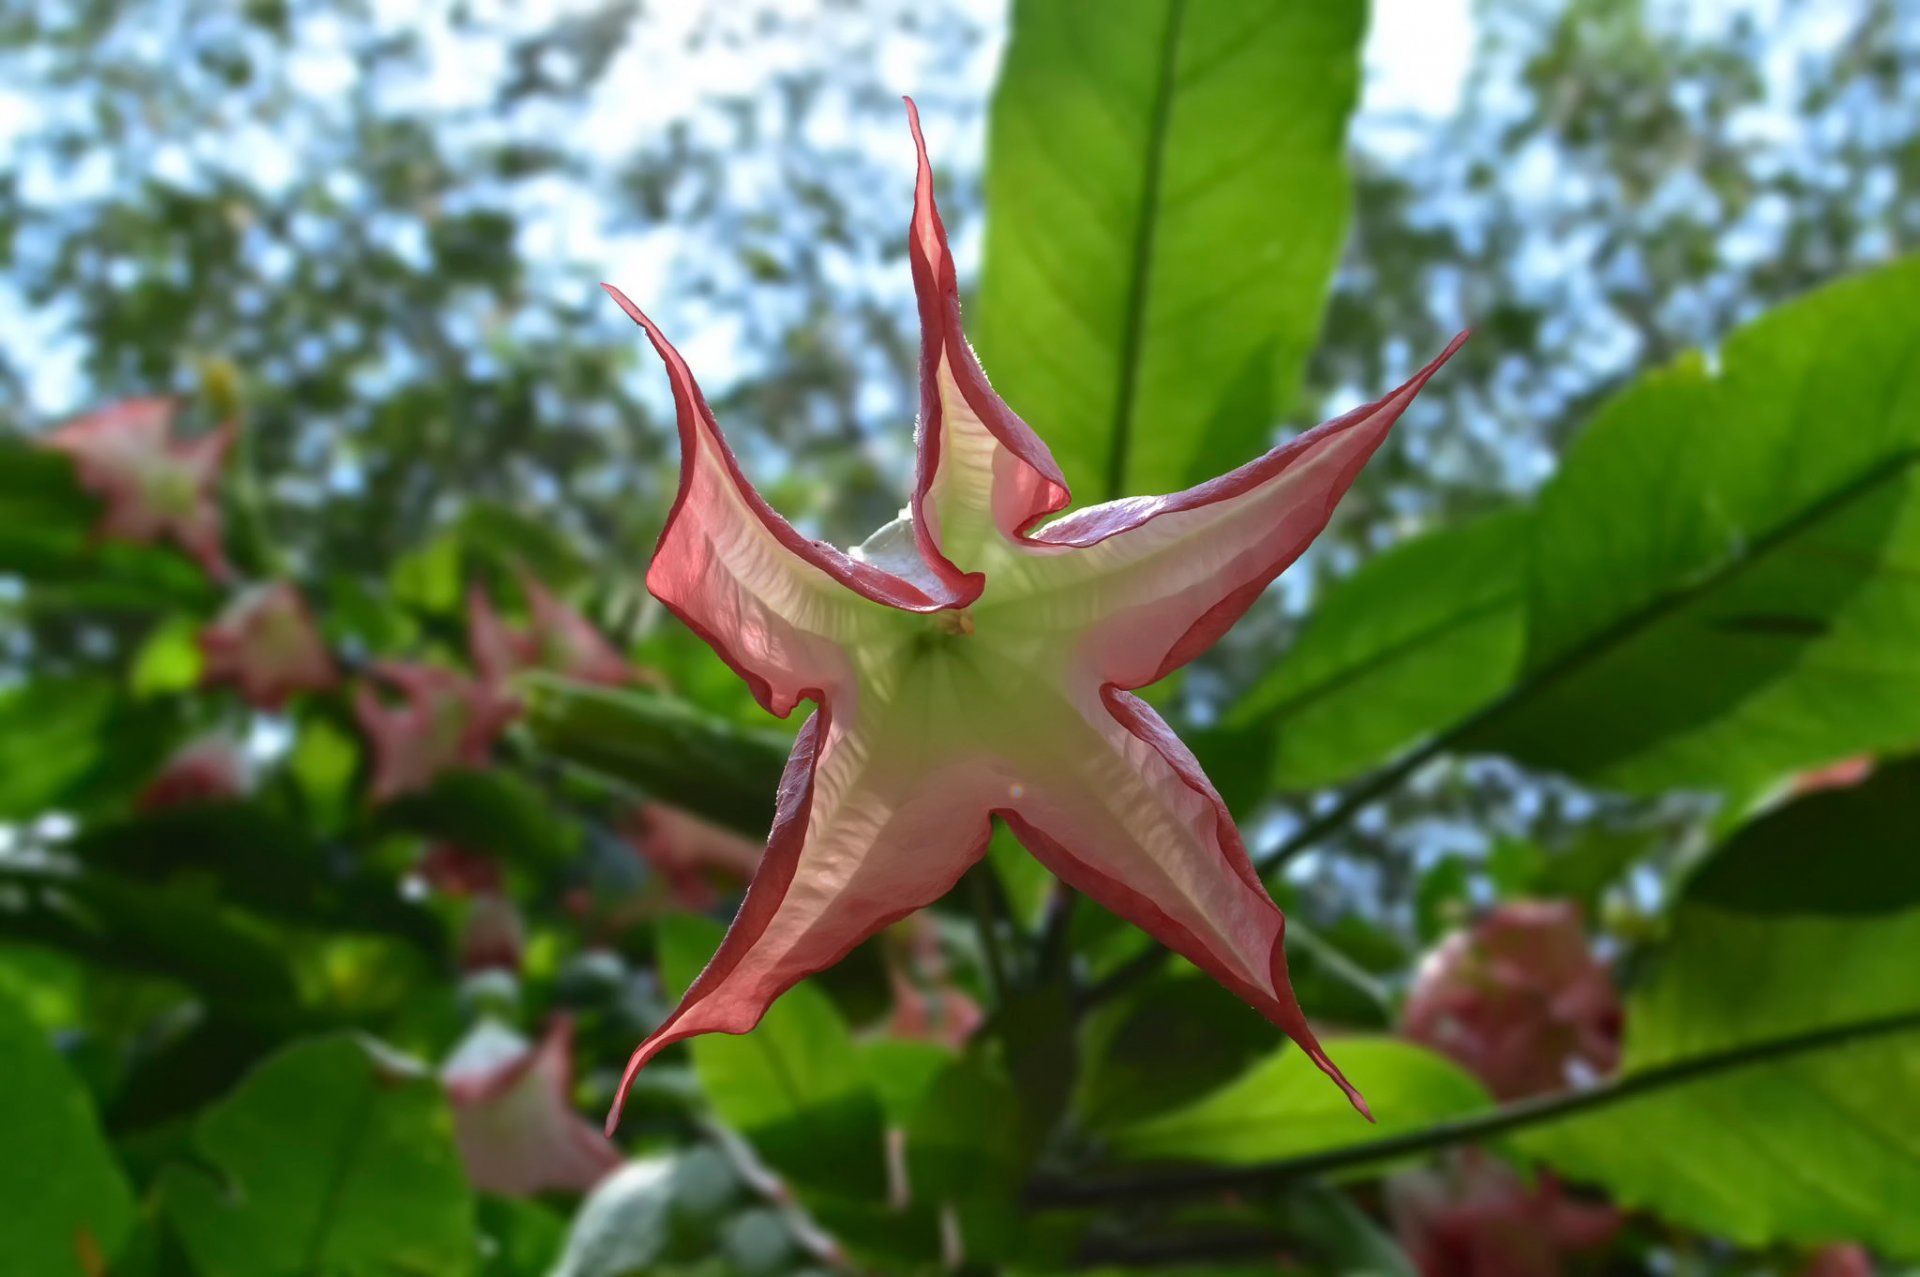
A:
[[137, 735, 251, 812], [885, 915, 982, 1049], [418, 843, 506, 898], [354, 662, 519, 804], [199, 582, 337, 709], [1387, 1152, 1621, 1277], [43, 398, 235, 580], [458, 892, 525, 975], [1403, 901, 1621, 1100], [1796, 1245, 1874, 1277], [620, 803, 763, 911], [443, 1018, 621, 1196]]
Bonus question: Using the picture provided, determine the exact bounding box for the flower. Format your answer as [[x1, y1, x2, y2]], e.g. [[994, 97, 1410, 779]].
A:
[[620, 803, 763, 911], [1796, 1246, 1874, 1277], [138, 735, 250, 812], [353, 662, 519, 804], [43, 397, 235, 579], [598, 100, 1463, 1131], [468, 573, 633, 689], [458, 892, 525, 974], [1403, 901, 1621, 1101], [418, 843, 507, 898], [1388, 1153, 1621, 1277], [198, 582, 338, 708], [443, 1018, 622, 1197], [884, 916, 982, 1049]]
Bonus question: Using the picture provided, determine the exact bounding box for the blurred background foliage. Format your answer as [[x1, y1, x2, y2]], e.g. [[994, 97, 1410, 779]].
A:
[[2, 0, 1918, 1274]]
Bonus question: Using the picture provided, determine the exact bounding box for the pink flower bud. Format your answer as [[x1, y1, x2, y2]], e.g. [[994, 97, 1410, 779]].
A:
[[137, 735, 250, 812], [1388, 1153, 1621, 1277], [443, 1018, 622, 1196], [418, 843, 506, 898], [458, 893, 525, 974], [620, 803, 763, 911], [1797, 1245, 1875, 1277], [43, 398, 235, 580], [199, 582, 337, 709], [1403, 901, 1621, 1101], [353, 662, 519, 804]]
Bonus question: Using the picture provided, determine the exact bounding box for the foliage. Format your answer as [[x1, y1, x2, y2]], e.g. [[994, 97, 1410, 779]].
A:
[[1, 1, 1917, 1275]]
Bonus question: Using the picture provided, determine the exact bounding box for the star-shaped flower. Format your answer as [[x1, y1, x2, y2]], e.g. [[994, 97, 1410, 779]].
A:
[[43, 397, 236, 580], [620, 802, 764, 911], [468, 572, 635, 690], [599, 101, 1463, 1129], [443, 1017, 623, 1197], [199, 582, 339, 709], [354, 662, 520, 804], [137, 734, 250, 813]]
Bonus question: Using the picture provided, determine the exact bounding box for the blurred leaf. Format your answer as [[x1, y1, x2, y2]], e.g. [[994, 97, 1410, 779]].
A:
[[289, 714, 361, 833], [0, 861, 302, 1020], [0, 677, 182, 820], [976, 0, 1366, 499], [549, 1154, 749, 1277], [1227, 510, 1526, 791], [521, 674, 790, 835], [907, 1055, 1023, 1199], [390, 529, 465, 615], [478, 1196, 569, 1277], [858, 1038, 954, 1126], [1686, 756, 1920, 915], [1107, 1038, 1490, 1170], [381, 767, 579, 868], [656, 915, 888, 1198], [0, 988, 135, 1277], [158, 1036, 475, 1277], [1474, 256, 1920, 792], [1525, 913, 1920, 1255], [128, 613, 206, 698], [1271, 1183, 1419, 1277], [457, 501, 590, 590], [1076, 971, 1276, 1132]]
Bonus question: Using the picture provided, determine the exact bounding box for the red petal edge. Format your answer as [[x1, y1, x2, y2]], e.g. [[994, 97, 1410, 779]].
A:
[[903, 97, 1070, 570]]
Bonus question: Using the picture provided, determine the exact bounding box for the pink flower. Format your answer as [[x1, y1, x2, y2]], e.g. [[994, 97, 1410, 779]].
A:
[[443, 1018, 622, 1197], [43, 397, 235, 580], [597, 99, 1463, 1132], [1403, 901, 1622, 1102], [1796, 1246, 1874, 1277], [468, 573, 633, 689], [1388, 1153, 1622, 1277], [885, 916, 982, 1049], [418, 843, 506, 898], [137, 735, 250, 812], [198, 582, 338, 709], [620, 803, 763, 911], [458, 893, 525, 974], [353, 662, 519, 804]]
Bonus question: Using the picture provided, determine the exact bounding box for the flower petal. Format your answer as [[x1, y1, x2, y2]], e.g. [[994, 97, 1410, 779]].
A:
[[1000, 684, 1368, 1117], [606, 702, 998, 1132], [904, 98, 1069, 581], [446, 1018, 622, 1197], [985, 335, 1466, 688], [604, 285, 966, 717]]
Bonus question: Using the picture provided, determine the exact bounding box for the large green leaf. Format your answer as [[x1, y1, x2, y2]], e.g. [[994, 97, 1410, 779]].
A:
[[1107, 1037, 1490, 1168], [159, 1035, 476, 1277], [0, 988, 135, 1276], [655, 915, 888, 1198], [0, 677, 184, 820], [1225, 509, 1526, 791], [1524, 831, 1920, 1257], [1685, 756, 1920, 915], [1473, 256, 1920, 791], [976, 0, 1367, 501]]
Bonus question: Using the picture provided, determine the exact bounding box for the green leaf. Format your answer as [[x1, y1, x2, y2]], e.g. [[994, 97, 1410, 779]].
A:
[[520, 674, 791, 836], [976, 0, 1366, 500], [655, 915, 888, 1198], [159, 1035, 476, 1277], [1227, 510, 1526, 791], [380, 766, 579, 868], [1522, 814, 1920, 1257], [0, 988, 135, 1277], [1075, 971, 1276, 1132], [128, 613, 206, 698], [1107, 1038, 1491, 1169], [1474, 256, 1920, 792], [0, 677, 183, 820], [1686, 756, 1920, 915]]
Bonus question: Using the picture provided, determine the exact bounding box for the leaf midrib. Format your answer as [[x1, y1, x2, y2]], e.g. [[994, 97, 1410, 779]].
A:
[[1104, 0, 1188, 501]]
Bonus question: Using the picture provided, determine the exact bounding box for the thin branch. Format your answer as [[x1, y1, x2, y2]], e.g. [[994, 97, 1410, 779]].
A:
[[1027, 1006, 1920, 1207]]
